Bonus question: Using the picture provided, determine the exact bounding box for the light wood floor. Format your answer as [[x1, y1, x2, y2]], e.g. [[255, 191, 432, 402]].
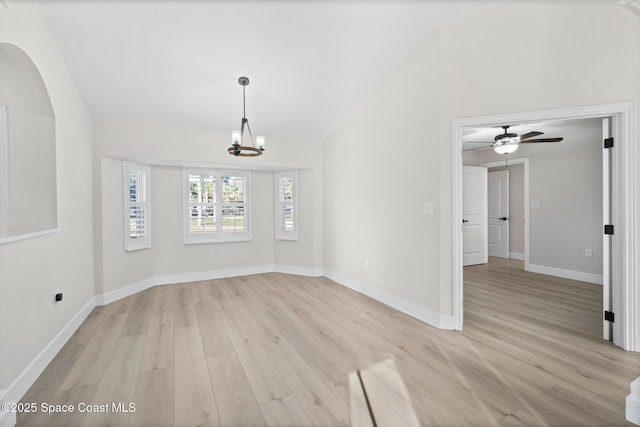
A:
[[18, 258, 640, 426]]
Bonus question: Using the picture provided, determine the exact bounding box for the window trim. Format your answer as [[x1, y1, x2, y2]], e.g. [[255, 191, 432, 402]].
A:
[[0, 105, 8, 238], [275, 170, 298, 241], [183, 168, 251, 244], [0, 106, 57, 245], [123, 161, 151, 251]]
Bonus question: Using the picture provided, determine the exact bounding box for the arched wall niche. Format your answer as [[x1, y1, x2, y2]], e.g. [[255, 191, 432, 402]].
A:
[[0, 42, 57, 243]]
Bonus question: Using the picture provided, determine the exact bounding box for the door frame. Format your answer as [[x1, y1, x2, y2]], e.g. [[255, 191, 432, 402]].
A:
[[451, 102, 637, 351]]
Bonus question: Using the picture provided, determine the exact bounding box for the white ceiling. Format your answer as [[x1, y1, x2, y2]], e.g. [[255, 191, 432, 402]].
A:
[[40, 0, 507, 143]]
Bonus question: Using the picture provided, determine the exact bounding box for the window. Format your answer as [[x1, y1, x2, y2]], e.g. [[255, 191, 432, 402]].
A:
[[184, 169, 250, 243], [276, 170, 297, 240], [123, 161, 151, 251]]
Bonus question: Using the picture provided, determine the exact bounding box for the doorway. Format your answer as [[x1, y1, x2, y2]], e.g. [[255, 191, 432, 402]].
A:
[[463, 159, 529, 268], [481, 158, 529, 269], [452, 103, 636, 351]]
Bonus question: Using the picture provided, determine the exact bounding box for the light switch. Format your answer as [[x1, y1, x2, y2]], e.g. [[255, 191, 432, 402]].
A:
[[424, 202, 434, 215], [531, 201, 540, 210]]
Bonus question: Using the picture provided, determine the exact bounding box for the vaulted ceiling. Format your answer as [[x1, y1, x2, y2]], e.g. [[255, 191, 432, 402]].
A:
[[40, 0, 507, 143]]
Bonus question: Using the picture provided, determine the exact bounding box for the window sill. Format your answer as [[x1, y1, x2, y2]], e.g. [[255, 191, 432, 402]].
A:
[[0, 228, 58, 245], [125, 244, 151, 252], [184, 236, 251, 245]]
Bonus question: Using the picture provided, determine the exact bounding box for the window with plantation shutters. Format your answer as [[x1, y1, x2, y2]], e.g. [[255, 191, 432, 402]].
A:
[[123, 161, 150, 251], [276, 171, 297, 240], [184, 169, 251, 243]]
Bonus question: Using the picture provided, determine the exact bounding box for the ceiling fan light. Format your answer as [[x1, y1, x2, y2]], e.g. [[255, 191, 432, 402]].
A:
[[494, 143, 519, 154]]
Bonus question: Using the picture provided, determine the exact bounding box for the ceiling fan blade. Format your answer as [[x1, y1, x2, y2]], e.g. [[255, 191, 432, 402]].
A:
[[463, 145, 494, 152], [520, 137, 564, 143], [519, 131, 543, 141], [465, 141, 495, 144]]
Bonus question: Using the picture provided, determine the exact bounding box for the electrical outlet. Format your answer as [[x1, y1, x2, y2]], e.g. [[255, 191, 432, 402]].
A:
[[423, 202, 434, 215], [209, 249, 216, 257], [585, 249, 593, 258]]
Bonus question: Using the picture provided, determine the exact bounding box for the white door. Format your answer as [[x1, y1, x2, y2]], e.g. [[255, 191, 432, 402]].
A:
[[463, 166, 488, 266], [602, 117, 612, 341], [488, 170, 509, 258]]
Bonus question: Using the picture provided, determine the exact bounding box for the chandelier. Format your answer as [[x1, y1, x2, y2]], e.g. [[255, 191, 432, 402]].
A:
[[229, 76, 265, 157]]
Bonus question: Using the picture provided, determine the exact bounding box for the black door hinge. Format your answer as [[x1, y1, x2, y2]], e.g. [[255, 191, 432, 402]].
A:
[[604, 311, 615, 322], [604, 225, 614, 235], [604, 137, 614, 149]]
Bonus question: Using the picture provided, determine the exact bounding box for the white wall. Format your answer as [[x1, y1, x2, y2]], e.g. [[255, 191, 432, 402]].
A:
[[94, 119, 323, 298], [323, 0, 639, 327], [464, 118, 603, 277], [529, 126, 602, 276], [274, 168, 323, 272], [323, 31, 447, 325], [0, 0, 94, 415]]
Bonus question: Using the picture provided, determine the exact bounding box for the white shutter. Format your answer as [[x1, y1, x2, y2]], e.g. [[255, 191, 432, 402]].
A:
[[221, 174, 247, 234], [276, 171, 297, 240], [186, 172, 217, 238], [184, 168, 251, 244], [124, 161, 151, 251]]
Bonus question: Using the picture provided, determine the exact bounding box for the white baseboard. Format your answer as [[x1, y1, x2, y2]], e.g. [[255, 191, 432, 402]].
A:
[[274, 264, 323, 277], [0, 386, 12, 427], [0, 297, 95, 427], [509, 252, 524, 261], [96, 264, 324, 306], [153, 265, 275, 286], [627, 377, 640, 425], [323, 269, 453, 330], [101, 266, 452, 331], [97, 265, 274, 306], [96, 276, 156, 306], [527, 263, 603, 285]]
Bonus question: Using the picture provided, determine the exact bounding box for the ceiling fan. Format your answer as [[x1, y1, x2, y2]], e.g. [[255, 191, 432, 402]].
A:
[[467, 125, 564, 154]]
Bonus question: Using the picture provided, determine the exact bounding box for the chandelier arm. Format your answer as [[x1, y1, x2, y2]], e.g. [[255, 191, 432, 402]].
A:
[[240, 117, 248, 143], [244, 119, 255, 147]]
